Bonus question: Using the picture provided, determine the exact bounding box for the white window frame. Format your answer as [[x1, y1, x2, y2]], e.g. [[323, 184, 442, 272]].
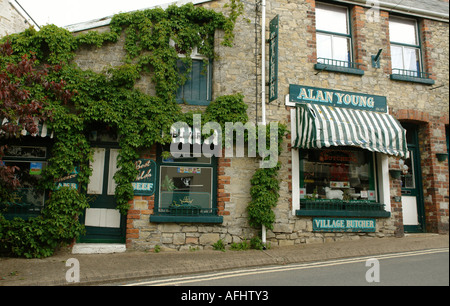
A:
[[389, 16, 423, 76], [315, 2, 353, 66]]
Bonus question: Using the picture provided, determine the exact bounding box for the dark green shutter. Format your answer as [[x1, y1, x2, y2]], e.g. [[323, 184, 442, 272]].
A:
[[177, 59, 211, 105]]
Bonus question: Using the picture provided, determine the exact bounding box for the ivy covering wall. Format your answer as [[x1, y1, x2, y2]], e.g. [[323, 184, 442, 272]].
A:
[[0, 1, 285, 258]]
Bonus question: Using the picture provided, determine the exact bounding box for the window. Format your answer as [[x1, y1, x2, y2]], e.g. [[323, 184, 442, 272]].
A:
[[0, 137, 51, 219], [299, 148, 376, 203], [151, 143, 221, 223], [389, 16, 423, 78], [176, 58, 212, 105], [315, 3, 353, 68], [296, 147, 390, 217]]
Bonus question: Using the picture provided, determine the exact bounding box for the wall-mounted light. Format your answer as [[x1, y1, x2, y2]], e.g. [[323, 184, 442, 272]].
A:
[[371, 49, 383, 68]]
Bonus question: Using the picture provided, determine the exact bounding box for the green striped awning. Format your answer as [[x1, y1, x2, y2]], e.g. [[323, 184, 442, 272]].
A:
[[293, 104, 408, 158]]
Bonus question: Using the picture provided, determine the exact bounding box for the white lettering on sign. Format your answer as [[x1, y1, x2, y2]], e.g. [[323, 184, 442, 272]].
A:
[[313, 218, 376, 232], [297, 87, 375, 109], [132, 182, 153, 191]]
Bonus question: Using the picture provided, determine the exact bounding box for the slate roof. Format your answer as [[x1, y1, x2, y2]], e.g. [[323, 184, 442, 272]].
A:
[[381, 0, 449, 15]]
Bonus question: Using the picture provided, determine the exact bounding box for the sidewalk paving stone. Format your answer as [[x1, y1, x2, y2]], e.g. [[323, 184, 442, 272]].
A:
[[0, 234, 447, 286]]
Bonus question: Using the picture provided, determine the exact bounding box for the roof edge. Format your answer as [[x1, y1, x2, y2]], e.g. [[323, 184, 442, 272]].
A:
[[334, 0, 449, 23], [65, 0, 215, 32]]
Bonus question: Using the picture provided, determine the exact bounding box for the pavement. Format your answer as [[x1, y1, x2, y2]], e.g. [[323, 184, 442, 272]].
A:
[[0, 233, 448, 286]]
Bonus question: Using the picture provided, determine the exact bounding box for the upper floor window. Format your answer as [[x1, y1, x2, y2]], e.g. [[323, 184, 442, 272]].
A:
[[389, 16, 423, 77], [176, 58, 212, 106], [315, 2, 352, 68], [172, 38, 213, 106]]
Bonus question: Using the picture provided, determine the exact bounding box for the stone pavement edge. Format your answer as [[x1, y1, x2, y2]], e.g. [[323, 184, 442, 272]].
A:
[[0, 233, 448, 286]]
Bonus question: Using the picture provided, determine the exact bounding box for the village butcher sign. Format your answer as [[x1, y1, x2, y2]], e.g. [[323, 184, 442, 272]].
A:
[[313, 217, 376, 232], [289, 85, 387, 113], [132, 159, 156, 196]]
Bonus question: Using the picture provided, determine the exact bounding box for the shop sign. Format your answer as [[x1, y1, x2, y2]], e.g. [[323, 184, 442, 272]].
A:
[[132, 159, 156, 196], [313, 217, 376, 232], [29, 162, 43, 175], [55, 167, 79, 190], [269, 15, 279, 102], [289, 84, 387, 113]]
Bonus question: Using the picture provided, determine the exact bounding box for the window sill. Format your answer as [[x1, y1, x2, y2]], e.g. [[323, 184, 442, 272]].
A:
[[296, 209, 390, 218], [390, 74, 435, 85], [150, 215, 223, 223], [176, 99, 211, 106], [296, 200, 390, 218], [314, 63, 364, 76]]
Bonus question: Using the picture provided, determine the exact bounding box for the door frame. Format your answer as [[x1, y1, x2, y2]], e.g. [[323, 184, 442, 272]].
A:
[[401, 123, 426, 233], [78, 142, 126, 243]]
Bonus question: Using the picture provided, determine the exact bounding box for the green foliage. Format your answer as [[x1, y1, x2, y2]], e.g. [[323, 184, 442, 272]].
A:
[[0, 2, 245, 257], [1, 0, 286, 257], [212, 236, 270, 252], [247, 162, 281, 230], [247, 124, 288, 230], [249, 236, 269, 250], [204, 93, 248, 129], [212, 239, 226, 252], [230, 240, 250, 251], [0, 188, 89, 258]]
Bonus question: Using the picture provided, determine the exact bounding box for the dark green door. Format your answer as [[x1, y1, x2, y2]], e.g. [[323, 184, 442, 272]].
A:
[[79, 146, 126, 243], [401, 124, 425, 233]]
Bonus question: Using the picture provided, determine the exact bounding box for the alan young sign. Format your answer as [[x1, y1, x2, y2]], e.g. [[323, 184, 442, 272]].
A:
[[289, 85, 387, 113]]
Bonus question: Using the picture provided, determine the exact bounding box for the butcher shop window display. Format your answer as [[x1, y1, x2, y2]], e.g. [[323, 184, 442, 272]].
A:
[[299, 148, 376, 202]]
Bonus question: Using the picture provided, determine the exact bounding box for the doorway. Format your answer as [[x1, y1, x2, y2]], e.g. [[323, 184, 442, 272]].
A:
[[78, 129, 125, 243], [401, 124, 425, 233]]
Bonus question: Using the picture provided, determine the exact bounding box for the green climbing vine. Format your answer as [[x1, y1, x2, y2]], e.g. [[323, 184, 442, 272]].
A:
[[0, 1, 246, 258], [247, 124, 288, 231], [1, 0, 287, 257]]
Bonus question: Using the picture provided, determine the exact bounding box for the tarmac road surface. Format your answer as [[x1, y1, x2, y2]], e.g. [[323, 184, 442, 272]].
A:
[[120, 248, 449, 286]]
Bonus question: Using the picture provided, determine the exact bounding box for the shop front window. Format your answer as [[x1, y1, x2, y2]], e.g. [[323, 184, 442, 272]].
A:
[[1, 138, 51, 219], [300, 148, 376, 203], [152, 144, 219, 221]]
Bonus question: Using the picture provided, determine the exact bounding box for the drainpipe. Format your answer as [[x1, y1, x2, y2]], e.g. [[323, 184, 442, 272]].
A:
[[260, 0, 267, 249], [261, 0, 266, 127]]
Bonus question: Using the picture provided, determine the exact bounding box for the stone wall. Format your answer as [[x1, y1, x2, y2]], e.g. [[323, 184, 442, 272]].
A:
[[71, 0, 448, 250], [260, 0, 448, 241], [0, 0, 30, 37]]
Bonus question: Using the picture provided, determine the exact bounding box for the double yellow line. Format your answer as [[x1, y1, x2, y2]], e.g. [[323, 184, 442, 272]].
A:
[[123, 248, 449, 286]]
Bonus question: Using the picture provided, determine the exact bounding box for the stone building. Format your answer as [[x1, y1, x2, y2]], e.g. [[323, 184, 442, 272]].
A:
[[0, 0, 32, 37], [2, 0, 448, 253]]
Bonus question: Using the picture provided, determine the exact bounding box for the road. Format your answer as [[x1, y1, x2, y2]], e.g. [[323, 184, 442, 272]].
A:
[[121, 248, 449, 286]]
